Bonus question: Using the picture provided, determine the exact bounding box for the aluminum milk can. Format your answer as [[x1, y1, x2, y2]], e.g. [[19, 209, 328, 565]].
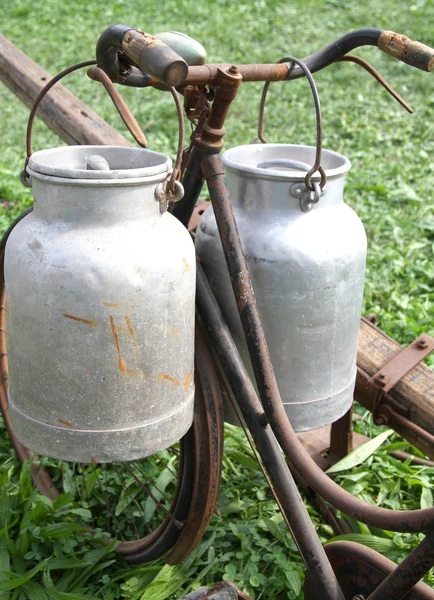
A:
[[5, 145, 196, 463], [195, 144, 366, 431]]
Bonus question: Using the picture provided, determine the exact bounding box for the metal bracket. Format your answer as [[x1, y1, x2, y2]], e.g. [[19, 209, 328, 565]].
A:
[[290, 181, 324, 212], [369, 334, 434, 394]]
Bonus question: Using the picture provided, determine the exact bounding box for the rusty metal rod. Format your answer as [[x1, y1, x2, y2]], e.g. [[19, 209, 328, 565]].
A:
[[180, 30, 383, 87], [376, 403, 434, 448], [171, 145, 206, 227], [195, 263, 345, 600], [366, 529, 434, 600], [390, 451, 434, 468], [201, 151, 434, 534], [182, 63, 290, 86]]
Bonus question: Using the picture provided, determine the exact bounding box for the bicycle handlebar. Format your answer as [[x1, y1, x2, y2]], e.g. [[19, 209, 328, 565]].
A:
[[96, 25, 434, 88], [96, 24, 188, 87], [121, 29, 188, 87], [379, 30, 434, 71]]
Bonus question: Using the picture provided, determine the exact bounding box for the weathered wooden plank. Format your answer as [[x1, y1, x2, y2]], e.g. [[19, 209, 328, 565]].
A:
[[355, 318, 434, 455], [0, 33, 131, 147]]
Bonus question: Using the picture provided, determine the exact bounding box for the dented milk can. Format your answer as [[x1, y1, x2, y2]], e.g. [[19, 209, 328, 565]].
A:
[[5, 145, 196, 463], [195, 144, 366, 431]]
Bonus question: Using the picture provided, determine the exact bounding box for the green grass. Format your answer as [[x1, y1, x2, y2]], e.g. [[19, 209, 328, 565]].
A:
[[1, 0, 434, 597]]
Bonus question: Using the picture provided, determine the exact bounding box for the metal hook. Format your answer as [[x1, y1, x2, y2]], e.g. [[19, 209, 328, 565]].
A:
[[257, 55, 326, 192]]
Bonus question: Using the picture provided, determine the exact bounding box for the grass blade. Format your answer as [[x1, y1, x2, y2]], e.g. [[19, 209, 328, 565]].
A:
[[326, 430, 394, 474], [326, 534, 398, 553]]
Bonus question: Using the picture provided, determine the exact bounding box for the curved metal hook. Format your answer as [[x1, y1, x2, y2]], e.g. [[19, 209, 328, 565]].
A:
[[258, 56, 326, 191]]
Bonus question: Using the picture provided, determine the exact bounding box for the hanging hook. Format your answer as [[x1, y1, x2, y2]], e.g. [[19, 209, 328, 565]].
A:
[[257, 56, 326, 192]]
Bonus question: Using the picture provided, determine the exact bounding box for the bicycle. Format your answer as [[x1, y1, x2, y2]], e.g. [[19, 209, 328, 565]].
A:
[[1, 24, 434, 600]]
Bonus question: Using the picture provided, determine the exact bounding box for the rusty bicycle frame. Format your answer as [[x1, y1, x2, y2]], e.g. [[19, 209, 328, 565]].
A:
[[90, 25, 434, 600], [6, 25, 434, 600]]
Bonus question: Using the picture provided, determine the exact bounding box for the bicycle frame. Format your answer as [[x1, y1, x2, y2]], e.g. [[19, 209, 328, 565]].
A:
[[9, 24, 434, 600], [162, 61, 434, 599]]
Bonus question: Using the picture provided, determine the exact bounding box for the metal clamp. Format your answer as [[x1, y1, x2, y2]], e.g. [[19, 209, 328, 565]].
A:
[[290, 181, 323, 212], [155, 179, 184, 213], [369, 334, 434, 394]]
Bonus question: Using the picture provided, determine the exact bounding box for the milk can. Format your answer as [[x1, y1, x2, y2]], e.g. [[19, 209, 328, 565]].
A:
[[195, 144, 366, 431], [5, 145, 196, 462]]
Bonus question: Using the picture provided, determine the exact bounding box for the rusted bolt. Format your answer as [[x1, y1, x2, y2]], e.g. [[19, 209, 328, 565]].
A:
[[228, 64, 239, 75], [374, 372, 387, 387], [374, 414, 387, 426], [418, 337, 428, 349]]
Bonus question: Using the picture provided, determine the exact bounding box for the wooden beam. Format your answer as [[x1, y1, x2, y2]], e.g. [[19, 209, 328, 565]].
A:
[[355, 318, 434, 457], [0, 33, 131, 147]]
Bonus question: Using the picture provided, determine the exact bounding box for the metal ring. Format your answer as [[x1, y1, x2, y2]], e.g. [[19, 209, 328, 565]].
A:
[[167, 180, 184, 203], [155, 179, 184, 214], [310, 181, 322, 204], [19, 168, 32, 188]]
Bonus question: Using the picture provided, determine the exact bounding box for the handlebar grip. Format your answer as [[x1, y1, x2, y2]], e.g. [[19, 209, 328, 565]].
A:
[[121, 29, 188, 86], [378, 30, 434, 72]]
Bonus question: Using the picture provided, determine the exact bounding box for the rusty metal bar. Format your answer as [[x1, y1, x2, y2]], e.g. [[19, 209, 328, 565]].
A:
[[366, 529, 434, 600], [182, 63, 290, 86], [356, 366, 434, 460], [200, 151, 434, 535], [369, 334, 434, 393], [177, 29, 434, 88], [329, 407, 354, 462], [375, 403, 434, 448], [195, 263, 345, 600]]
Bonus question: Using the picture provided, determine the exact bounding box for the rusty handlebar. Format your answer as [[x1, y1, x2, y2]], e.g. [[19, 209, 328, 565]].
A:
[[95, 26, 434, 88]]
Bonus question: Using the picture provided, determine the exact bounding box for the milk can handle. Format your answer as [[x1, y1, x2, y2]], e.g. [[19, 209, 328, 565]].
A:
[[20, 60, 98, 187], [20, 60, 152, 187], [20, 59, 183, 202], [256, 55, 327, 192]]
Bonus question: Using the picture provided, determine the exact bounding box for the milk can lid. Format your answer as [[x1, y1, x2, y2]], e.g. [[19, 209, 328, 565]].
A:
[[28, 146, 171, 182]]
